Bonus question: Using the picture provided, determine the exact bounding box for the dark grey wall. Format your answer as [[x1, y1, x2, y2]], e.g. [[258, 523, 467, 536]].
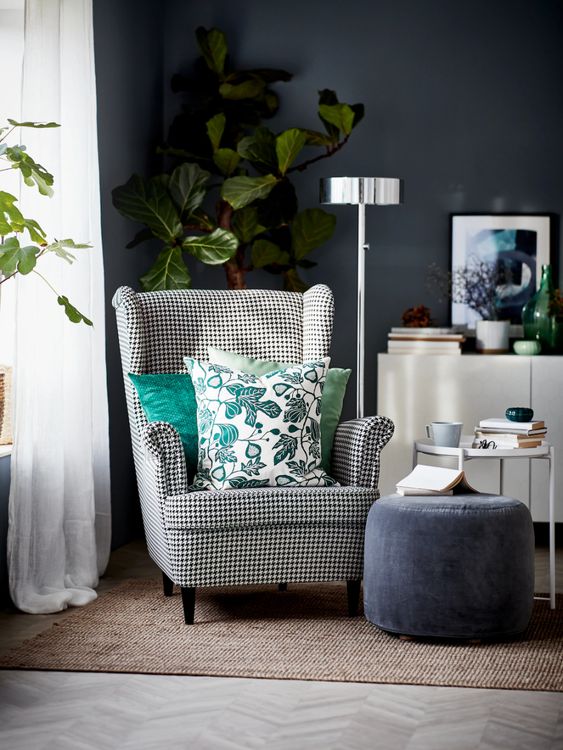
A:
[[94, 0, 165, 548], [94, 0, 563, 548], [160, 0, 563, 419]]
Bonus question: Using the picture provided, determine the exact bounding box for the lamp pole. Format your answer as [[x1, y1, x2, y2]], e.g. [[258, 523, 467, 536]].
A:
[[320, 177, 403, 419]]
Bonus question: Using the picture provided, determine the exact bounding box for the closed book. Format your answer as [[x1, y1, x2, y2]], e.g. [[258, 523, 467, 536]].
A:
[[388, 333, 465, 342], [387, 347, 462, 355], [388, 339, 460, 349], [396, 465, 477, 496], [390, 327, 463, 335], [472, 437, 543, 449], [474, 430, 547, 442], [476, 427, 547, 437], [479, 417, 545, 432]]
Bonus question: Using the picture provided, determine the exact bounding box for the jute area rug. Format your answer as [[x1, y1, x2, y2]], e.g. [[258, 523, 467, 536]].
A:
[[1, 578, 562, 692]]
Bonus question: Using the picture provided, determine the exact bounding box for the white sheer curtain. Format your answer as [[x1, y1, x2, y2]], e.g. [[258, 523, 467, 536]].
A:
[[7, 0, 111, 613]]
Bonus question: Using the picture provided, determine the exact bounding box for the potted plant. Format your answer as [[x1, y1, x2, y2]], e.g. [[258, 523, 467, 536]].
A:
[[111, 26, 364, 292], [428, 260, 510, 352], [0, 118, 92, 324]]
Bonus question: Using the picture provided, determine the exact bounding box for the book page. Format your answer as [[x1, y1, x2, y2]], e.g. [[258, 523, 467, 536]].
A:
[[396, 465, 462, 492]]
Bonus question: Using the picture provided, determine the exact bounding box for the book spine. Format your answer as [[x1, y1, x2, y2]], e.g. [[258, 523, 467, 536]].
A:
[[479, 420, 545, 430], [388, 339, 460, 348], [387, 349, 462, 355]]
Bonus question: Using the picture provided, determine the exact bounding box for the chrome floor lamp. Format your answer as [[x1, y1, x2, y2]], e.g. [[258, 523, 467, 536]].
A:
[[320, 177, 403, 418]]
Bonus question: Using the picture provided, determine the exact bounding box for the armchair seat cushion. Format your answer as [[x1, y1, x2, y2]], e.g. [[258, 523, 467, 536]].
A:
[[164, 486, 377, 531]]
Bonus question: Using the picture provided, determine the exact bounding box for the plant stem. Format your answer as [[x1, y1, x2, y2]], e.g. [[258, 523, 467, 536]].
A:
[[288, 135, 350, 174], [0, 126, 15, 144], [0, 270, 18, 285], [32, 269, 60, 297]]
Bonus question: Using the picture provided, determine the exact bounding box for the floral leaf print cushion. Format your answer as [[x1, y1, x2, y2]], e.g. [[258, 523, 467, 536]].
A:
[[184, 357, 338, 490]]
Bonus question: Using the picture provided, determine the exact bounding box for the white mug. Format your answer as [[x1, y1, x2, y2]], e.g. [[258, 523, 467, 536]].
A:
[[425, 421, 463, 447]]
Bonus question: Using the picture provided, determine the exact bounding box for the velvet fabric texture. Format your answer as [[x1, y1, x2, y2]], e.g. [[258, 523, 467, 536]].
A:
[[129, 373, 198, 481], [364, 494, 535, 639]]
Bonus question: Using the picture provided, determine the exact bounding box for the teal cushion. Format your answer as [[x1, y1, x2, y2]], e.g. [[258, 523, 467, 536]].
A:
[[207, 347, 350, 472], [128, 373, 198, 481]]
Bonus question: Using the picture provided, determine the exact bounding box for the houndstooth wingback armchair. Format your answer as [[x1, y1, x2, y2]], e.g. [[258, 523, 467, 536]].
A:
[[113, 284, 394, 624]]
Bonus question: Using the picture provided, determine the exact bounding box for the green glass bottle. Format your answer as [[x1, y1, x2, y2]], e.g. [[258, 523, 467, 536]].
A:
[[522, 264, 555, 352]]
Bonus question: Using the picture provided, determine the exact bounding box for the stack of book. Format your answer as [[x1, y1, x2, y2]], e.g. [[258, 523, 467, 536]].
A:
[[472, 417, 547, 449], [387, 327, 465, 355]]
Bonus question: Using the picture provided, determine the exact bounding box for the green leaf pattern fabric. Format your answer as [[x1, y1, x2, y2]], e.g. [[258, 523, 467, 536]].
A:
[[185, 357, 337, 490]]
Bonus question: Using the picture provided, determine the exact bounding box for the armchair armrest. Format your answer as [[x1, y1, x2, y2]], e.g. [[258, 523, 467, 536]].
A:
[[141, 421, 188, 497], [331, 416, 394, 489]]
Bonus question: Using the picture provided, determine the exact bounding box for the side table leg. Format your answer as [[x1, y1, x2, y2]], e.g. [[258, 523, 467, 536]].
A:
[[499, 458, 504, 495], [412, 445, 418, 469], [549, 447, 556, 609]]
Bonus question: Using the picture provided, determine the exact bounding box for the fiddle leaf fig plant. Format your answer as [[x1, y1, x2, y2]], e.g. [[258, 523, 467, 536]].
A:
[[0, 119, 92, 325], [112, 26, 364, 291]]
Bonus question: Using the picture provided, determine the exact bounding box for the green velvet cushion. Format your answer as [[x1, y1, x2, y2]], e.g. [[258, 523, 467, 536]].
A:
[[128, 373, 198, 481], [207, 347, 350, 472]]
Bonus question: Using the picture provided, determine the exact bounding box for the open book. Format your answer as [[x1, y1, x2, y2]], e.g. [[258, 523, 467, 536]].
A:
[[396, 465, 478, 496]]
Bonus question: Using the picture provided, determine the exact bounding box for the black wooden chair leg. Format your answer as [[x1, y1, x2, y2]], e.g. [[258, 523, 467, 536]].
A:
[[162, 571, 174, 597], [347, 580, 361, 617], [278, 583, 287, 592], [181, 587, 196, 624]]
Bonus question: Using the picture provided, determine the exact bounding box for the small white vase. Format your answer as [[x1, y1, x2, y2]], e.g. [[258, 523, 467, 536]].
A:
[[475, 320, 510, 354]]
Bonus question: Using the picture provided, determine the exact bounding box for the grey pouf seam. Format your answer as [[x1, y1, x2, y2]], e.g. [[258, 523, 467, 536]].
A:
[[363, 494, 535, 639]]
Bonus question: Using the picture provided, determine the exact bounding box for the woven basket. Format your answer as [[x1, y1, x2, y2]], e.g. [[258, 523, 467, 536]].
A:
[[0, 365, 13, 445]]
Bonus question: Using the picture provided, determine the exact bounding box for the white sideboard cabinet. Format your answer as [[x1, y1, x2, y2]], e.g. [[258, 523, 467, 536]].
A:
[[377, 354, 563, 522]]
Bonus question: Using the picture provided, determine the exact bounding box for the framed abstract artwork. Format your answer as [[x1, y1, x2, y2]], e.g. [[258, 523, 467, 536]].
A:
[[451, 214, 551, 327]]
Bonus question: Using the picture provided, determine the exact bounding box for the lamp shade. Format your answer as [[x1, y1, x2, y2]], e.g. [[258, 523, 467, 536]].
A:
[[319, 176, 402, 206]]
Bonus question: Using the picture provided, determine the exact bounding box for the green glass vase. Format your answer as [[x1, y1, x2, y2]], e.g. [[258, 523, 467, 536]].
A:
[[522, 264, 557, 352]]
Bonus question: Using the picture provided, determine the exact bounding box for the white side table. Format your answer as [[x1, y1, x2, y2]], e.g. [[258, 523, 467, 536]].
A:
[[413, 437, 556, 609]]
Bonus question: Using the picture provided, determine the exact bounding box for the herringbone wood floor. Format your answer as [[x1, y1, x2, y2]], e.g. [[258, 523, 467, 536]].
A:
[[0, 541, 562, 750]]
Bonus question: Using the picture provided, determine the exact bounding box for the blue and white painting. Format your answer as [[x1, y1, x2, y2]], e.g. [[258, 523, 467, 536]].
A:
[[451, 215, 550, 327]]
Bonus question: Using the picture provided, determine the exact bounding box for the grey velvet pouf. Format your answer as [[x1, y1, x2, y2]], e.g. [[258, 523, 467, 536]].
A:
[[364, 494, 535, 640]]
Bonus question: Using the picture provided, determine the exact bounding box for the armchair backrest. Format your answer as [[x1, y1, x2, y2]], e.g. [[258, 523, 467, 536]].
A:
[[113, 285, 334, 486]]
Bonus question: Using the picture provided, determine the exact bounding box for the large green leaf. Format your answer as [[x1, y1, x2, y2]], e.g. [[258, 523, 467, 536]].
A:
[[292, 209, 336, 259], [182, 228, 238, 265], [213, 148, 240, 176], [45, 238, 91, 264], [5, 146, 54, 196], [168, 163, 210, 219], [284, 268, 309, 293], [221, 174, 277, 210], [0, 192, 48, 244], [317, 89, 340, 141], [0, 190, 25, 235], [318, 103, 355, 135], [219, 79, 265, 100], [57, 296, 93, 326], [303, 129, 335, 146], [196, 27, 227, 76], [21, 218, 47, 244], [0, 236, 39, 276], [275, 128, 307, 175], [112, 175, 182, 242], [126, 228, 153, 249], [226, 68, 293, 84], [139, 246, 192, 291], [251, 239, 289, 268], [232, 207, 265, 243], [206, 113, 226, 151], [237, 128, 277, 170], [7, 119, 59, 129]]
